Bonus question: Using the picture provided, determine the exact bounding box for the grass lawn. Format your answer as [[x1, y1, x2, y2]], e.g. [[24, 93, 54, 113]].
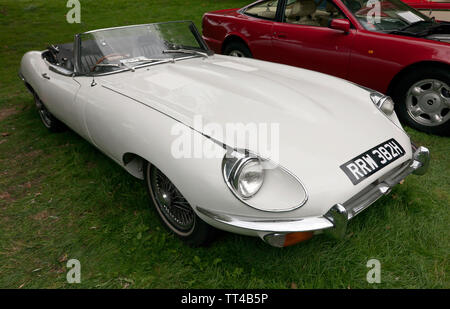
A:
[[0, 0, 449, 289]]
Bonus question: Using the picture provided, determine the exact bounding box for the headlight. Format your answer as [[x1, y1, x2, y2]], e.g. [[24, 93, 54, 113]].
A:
[[233, 158, 264, 199], [222, 149, 308, 212], [370, 92, 395, 116]]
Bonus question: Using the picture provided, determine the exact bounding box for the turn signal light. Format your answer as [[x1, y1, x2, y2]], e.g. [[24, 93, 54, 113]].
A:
[[283, 232, 314, 247], [264, 232, 314, 247]]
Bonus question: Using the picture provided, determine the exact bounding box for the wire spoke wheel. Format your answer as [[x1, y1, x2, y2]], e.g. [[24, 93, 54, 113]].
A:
[[34, 94, 53, 128], [148, 166, 196, 235], [406, 78, 450, 127]]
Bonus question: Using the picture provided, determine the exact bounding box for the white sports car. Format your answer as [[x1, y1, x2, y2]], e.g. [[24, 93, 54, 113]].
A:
[[19, 21, 430, 247]]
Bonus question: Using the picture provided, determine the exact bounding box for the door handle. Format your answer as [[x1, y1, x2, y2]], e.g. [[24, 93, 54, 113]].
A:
[[276, 32, 287, 39], [41, 73, 50, 80]]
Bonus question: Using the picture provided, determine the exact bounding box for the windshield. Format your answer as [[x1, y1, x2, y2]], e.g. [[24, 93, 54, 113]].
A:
[[77, 21, 209, 75], [342, 0, 432, 32]]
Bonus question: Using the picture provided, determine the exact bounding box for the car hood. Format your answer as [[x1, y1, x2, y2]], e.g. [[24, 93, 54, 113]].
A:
[[99, 55, 412, 213]]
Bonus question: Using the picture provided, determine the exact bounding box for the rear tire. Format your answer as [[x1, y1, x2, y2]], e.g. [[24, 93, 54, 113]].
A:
[[144, 162, 216, 246], [223, 41, 252, 58], [34, 93, 65, 132], [392, 67, 450, 136]]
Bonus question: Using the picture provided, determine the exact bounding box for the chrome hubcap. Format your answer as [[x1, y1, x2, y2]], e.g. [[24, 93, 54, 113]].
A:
[[150, 167, 195, 233], [229, 50, 245, 57], [406, 79, 450, 126]]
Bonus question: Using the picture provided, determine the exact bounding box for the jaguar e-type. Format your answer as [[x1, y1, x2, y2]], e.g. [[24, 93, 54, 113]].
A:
[[19, 21, 430, 247]]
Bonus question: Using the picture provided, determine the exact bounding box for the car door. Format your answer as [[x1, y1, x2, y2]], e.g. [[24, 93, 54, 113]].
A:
[[271, 0, 356, 79], [39, 64, 81, 131], [239, 0, 283, 62]]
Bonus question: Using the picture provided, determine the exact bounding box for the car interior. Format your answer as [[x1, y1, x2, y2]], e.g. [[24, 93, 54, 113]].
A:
[[245, 0, 279, 19], [42, 40, 108, 74], [42, 42, 74, 72], [285, 0, 346, 26], [245, 0, 346, 27], [42, 34, 175, 75]]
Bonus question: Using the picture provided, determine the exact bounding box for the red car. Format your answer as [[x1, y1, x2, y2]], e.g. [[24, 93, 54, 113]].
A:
[[202, 0, 450, 135], [402, 0, 450, 22]]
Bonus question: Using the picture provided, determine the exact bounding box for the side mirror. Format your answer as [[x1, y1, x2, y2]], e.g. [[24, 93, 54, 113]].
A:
[[329, 19, 350, 34]]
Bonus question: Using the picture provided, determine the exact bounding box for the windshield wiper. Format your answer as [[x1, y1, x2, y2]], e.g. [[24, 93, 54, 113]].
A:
[[119, 57, 175, 71], [388, 20, 448, 37], [91, 63, 121, 71], [388, 20, 435, 35], [416, 21, 450, 36], [163, 49, 208, 58]]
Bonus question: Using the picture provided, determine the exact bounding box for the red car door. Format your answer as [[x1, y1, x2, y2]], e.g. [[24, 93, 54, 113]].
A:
[[232, 0, 281, 62], [271, 0, 355, 79]]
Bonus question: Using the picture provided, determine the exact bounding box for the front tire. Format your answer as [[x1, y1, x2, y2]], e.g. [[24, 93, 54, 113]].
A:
[[223, 41, 253, 58], [392, 67, 450, 136], [34, 94, 65, 132], [144, 162, 216, 246]]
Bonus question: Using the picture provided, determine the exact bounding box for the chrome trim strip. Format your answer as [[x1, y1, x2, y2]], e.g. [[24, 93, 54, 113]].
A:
[[198, 146, 430, 241], [74, 34, 81, 74], [81, 20, 196, 35], [196, 207, 333, 233]]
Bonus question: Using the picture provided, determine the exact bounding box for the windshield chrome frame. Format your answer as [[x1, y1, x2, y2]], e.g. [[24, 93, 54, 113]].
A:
[[74, 33, 82, 75], [73, 20, 213, 77]]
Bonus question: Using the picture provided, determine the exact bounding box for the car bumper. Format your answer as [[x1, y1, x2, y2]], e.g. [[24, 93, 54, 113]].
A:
[[197, 145, 430, 247]]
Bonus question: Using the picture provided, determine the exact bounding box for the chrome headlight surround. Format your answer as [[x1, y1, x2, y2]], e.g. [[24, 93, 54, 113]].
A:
[[222, 149, 308, 212], [222, 150, 264, 200], [231, 157, 265, 199]]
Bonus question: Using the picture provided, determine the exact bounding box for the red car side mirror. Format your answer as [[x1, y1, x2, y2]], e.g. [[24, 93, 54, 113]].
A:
[[329, 19, 350, 34]]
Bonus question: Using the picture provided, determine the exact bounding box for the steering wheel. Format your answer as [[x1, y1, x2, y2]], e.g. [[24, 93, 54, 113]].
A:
[[91, 53, 128, 72]]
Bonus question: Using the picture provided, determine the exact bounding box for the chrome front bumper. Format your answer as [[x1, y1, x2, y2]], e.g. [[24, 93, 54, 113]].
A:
[[197, 146, 430, 247]]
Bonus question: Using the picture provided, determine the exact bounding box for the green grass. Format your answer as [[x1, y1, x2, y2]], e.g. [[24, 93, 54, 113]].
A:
[[0, 0, 449, 289]]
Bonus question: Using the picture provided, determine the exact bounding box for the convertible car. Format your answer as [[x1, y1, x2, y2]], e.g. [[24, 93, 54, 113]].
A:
[[202, 0, 450, 135], [19, 21, 429, 247]]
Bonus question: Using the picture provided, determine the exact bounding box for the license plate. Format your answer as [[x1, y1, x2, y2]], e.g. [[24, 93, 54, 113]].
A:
[[340, 138, 405, 185]]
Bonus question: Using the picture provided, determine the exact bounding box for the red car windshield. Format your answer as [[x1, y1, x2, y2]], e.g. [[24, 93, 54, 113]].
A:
[[342, 0, 432, 31]]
